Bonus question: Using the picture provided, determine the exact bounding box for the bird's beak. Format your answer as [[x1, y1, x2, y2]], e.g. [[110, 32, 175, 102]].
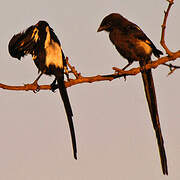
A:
[[97, 26, 104, 32], [97, 24, 111, 32]]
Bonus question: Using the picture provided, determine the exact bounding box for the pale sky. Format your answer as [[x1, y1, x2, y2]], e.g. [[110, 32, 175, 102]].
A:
[[0, 0, 180, 179]]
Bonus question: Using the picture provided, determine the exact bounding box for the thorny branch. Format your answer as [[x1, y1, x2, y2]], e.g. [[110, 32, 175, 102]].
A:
[[0, 0, 179, 92]]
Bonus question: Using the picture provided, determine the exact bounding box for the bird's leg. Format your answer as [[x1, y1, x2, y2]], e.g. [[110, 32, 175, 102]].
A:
[[122, 62, 132, 71], [31, 71, 44, 93], [33, 71, 43, 84], [50, 78, 58, 92], [121, 62, 132, 81]]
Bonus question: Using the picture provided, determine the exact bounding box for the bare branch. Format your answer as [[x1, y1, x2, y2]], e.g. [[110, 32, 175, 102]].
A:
[[160, 0, 174, 55], [66, 57, 82, 79], [1, 51, 180, 92]]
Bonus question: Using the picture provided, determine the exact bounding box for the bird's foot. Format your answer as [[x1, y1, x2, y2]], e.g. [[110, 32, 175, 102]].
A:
[[24, 80, 40, 93], [50, 80, 58, 92], [31, 80, 40, 93], [113, 67, 127, 81]]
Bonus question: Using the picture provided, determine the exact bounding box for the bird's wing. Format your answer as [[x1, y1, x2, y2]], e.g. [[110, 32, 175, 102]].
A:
[[125, 23, 163, 57]]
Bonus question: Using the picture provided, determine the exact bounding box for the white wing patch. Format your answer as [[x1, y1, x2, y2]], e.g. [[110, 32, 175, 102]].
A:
[[44, 26, 63, 68]]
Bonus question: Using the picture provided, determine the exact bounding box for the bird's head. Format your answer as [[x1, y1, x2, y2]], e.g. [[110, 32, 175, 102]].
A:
[[8, 20, 50, 60], [97, 13, 126, 32], [35, 20, 49, 29]]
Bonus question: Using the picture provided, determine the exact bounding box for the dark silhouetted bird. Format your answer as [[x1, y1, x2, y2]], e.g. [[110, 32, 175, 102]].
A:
[[8, 21, 77, 159], [97, 13, 168, 175]]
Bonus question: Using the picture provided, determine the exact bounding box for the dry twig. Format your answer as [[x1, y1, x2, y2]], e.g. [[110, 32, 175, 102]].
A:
[[160, 0, 174, 56]]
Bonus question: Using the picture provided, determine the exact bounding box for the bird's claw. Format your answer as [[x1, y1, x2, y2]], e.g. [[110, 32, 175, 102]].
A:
[[33, 87, 40, 93], [113, 67, 127, 81], [32, 81, 40, 93], [24, 80, 40, 93], [123, 75, 127, 81]]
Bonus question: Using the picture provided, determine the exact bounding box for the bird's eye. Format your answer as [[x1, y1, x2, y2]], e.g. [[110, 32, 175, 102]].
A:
[[105, 22, 112, 28]]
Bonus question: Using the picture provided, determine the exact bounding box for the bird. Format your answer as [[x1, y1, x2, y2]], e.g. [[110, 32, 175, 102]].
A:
[[97, 13, 168, 175], [8, 20, 77, 159]]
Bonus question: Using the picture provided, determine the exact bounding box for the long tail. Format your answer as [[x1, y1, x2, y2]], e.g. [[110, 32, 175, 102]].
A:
[[56, 76, 77, 159], [139, 59, 168, 175]]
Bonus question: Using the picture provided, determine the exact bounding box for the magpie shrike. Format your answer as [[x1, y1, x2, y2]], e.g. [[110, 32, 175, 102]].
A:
[[97, 13, 168, 175], [8, 21, 77, 159]]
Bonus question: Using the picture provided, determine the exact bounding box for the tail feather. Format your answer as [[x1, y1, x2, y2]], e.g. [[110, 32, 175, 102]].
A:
[[56, 76, 77, 159], [139, 59, 168, 175]]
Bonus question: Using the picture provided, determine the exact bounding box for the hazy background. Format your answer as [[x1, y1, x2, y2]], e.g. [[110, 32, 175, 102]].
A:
[[0, 0, 180, 179]]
